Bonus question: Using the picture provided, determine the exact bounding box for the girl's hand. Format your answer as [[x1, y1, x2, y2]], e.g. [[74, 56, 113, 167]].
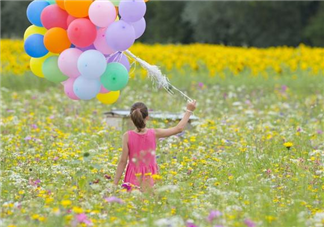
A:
[[187, 100, 197, 112]]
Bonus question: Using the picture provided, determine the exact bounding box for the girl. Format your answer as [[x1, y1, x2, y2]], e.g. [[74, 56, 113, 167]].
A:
[[113, 100, 197, 191]]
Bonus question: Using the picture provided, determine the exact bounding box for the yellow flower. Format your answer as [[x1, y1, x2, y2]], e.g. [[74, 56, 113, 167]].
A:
[[72, 206, 83, 214], [152, 174, 162, 180], [61, 200, 72, 207], [284, 142, 293, 149]]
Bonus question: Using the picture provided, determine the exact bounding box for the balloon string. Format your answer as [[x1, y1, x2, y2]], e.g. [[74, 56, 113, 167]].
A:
[[124, 50, 193, 102]]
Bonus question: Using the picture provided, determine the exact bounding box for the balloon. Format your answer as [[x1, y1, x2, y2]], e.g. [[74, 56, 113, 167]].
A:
[[119, 0, 146, 23], [65, 0, 93, 18], [100, 62, 129, 91], [67, 18, 97, 47], [77, 44, 96, 52], [130, 17, 146, 39], [89, 0, 116, 28], [107, 52, 130, 71], [97, 91, 120, 104], [77, 50, 107, 79], [105, 20, 135, 51], [26, 0, 49, 27], [63, 78, 80, 100], [111, 0, 120, 7], [73, 76, 101, 100], [41, 4, 68, 29], [55, 0, 65, 10], [24, 25, 47, 41], [24, 34, 48, 58], [94, 28, 115, 55], [44, 28, 71, 53], [46, 0, 56, 4], [67, 15, 76, 27], [58, 48, 82, 78], [42, 56, 68, 83], [30, 52, 55, 78], [100, 85, 110, 94]]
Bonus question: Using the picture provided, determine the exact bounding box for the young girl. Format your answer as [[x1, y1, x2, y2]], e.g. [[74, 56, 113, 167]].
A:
[[113, 100, 197, 191]]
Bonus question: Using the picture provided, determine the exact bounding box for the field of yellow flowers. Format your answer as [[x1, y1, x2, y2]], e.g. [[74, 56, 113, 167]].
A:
[[1, 39, 324, 227], [1, 39, 324, 77]]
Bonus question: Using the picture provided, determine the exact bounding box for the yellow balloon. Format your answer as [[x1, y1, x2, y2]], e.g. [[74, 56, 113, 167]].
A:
[[97, 91, 120, 104], [30, 53, 55, 78], [24, 25, 47, 41]]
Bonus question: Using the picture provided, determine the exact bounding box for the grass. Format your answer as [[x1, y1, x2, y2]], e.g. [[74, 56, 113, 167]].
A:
[[1, 71, 324, 227]]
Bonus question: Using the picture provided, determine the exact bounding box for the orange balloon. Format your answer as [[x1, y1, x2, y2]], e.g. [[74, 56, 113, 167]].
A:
[[56, 0, 65, 10], [44, 28, 71, 54], [64, 0, 93, 18]]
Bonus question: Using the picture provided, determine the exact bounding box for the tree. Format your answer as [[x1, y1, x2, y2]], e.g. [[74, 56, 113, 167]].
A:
[[140, 1, 193, 44], [183, 1, 322, 47], [303, 2, 324, 47], [1, 1, 31, 38]]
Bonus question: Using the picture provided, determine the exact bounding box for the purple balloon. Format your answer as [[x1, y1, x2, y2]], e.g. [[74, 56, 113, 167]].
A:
[[130, 17, 146, 39], [119, 0, 146, 23], [77, 44, 96, 52], [107, 52, 130, 71], [105, 20, 135, 51]]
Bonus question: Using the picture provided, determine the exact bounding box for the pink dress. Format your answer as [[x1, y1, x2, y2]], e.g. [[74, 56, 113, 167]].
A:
[[123, 129, 158, 189]]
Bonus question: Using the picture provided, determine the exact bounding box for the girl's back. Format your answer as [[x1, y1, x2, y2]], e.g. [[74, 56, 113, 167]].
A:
[[124, 129, 158, 187]]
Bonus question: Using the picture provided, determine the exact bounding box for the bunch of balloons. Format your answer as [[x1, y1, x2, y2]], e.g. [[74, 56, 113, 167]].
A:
[[24, 0, 147, 104]]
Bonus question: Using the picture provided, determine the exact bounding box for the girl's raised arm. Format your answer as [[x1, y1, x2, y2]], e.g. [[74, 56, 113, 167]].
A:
[[113, 132, 129, 186], [155, 100, 196, 139]]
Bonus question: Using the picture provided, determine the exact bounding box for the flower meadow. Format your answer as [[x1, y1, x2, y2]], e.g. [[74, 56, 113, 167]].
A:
[[1, 40, 324, 78], [1, 40, 324, 227]]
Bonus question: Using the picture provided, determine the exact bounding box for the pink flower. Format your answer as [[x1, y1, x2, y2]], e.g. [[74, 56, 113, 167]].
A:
[[76, 213, 92, 225], [207, 210, 222, 222], [54, 156, 59, 161], [244, 218, 256, 227], [105, 196, 124, 204]]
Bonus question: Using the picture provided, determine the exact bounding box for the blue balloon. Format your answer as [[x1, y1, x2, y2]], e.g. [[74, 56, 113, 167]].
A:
[[26, 0, 49, 27], [24, 34, 48, 58], [73, 76, 101, 100], [77, 50, 107, 79]]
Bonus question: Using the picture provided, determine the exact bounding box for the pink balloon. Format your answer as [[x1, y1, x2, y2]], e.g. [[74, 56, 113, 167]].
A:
[[41, 4, 68, 29], [94, 28, 115, 55], [63, 78, 80, 100], [67, 15, 76, 27], [58, 48, 82, 78], [100, 85, 110, 94], [89, 0, 117, 28], [67, 18, 97, 48]]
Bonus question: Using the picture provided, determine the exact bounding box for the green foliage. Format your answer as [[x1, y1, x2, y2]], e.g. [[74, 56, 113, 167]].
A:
[[303, 2, 324, 47], [140, 1, 193, 44], [183, 1, 321, 47], [1, 1, 324, 46]]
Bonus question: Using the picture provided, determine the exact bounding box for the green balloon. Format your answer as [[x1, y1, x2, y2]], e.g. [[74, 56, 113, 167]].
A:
[[42, 56, 68, 83], [46, 0, 56, 4], [100, 62, 129, 91], [111, 0, 120, 6]]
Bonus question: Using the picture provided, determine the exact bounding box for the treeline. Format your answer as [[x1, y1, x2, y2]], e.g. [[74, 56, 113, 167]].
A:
[[1, 1, 324, 47]]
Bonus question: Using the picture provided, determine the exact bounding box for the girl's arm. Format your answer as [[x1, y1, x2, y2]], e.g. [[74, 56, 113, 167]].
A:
[[113, 132, 129, 186], [155, 100, 196, 139]]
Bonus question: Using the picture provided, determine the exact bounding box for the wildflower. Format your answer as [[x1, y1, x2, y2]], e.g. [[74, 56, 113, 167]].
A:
[[105, 196, 124, 204], [284, 142, 293, 150], [72, 207, 83, 214], [152, 174, 162, 180], [104, 174, 111, 180], [207, 210, 222, 222], [61, 200, 72, 207], [244, 219, 256, 227], [24, 136, 32, 141], [76, 213, 92, 225]]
